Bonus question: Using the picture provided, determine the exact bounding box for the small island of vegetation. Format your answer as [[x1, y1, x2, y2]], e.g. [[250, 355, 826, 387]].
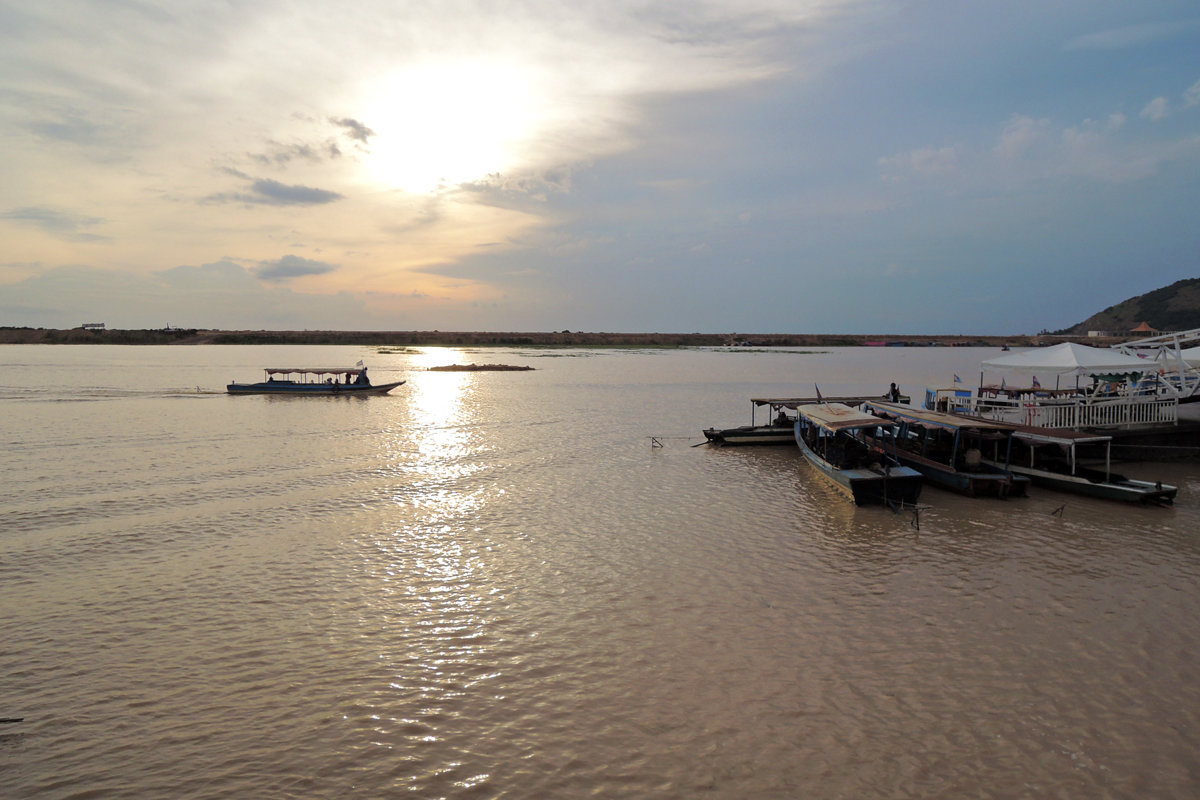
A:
[[427, 364, 535, 371]]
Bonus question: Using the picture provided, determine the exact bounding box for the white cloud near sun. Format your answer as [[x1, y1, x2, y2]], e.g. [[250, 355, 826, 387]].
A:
[[0, 0, 851, 303]]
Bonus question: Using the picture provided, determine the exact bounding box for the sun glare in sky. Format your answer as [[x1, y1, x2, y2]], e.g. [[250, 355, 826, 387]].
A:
[[362, 59, 544, 194]]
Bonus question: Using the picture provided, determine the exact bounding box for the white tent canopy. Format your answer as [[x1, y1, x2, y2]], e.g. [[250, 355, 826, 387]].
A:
[[980, 342, 1150, 378]]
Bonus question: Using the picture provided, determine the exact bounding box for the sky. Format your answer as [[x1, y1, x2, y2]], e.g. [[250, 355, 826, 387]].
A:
[[2, 0, 1199, 334]]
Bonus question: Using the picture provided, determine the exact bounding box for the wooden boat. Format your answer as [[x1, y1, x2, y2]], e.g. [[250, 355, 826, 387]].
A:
[[794, 403, 923, 507], [227, 366, 405, 395], [703, 395, 908, 445], [703, 423, 795, 445], [986, 426, 1177, 505], [861, 401, 1029, 498], [704, 402, 797, 445]]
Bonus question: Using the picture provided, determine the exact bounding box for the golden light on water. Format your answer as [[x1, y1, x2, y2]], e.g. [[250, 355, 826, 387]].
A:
[[402, 348, 489, 521]]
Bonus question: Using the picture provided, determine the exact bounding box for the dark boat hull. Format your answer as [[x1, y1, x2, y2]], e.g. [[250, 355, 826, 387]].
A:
[[227, 380, 405, 395], [702, 425, 795, 445], [998, 463, 1176, 505], [888, 451, 1029, 498]]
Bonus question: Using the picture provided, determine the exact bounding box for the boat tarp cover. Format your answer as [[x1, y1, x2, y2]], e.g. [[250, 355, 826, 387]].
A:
[[979, 342, 1149, 379], [800, 403, 896, 433]]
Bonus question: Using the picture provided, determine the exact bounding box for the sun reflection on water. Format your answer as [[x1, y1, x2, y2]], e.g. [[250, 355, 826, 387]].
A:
[[346, 348, 507, 775]]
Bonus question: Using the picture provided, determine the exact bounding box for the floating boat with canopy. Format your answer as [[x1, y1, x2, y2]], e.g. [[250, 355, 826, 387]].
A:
[[703, 394, 908, 445], [981, 425, 1177, 505], [861, 401, 1030, 498], [227, 366, 405, 395], [793, 402, 923, 507]]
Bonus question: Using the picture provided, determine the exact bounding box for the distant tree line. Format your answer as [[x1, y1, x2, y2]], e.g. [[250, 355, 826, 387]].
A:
[[0, 327, 1049, 347]]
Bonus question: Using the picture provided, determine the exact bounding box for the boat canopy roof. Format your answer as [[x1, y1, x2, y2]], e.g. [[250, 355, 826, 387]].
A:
[[1005, 425, 1112, 447], [864, 401, 1018, 432], [264, 367, 366, 376], [799, 402, 896, 433]]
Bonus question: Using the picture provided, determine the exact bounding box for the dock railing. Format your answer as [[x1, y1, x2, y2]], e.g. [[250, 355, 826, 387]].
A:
[[929, 389, 1178, 429]]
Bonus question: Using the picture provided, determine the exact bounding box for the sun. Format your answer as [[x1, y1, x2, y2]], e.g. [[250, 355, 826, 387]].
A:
[[361, 58, 544, 193]]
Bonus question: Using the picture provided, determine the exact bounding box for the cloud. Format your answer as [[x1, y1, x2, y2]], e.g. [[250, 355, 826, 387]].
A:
[[254, 254, 338, 281], [1185, 79, 1200, 108], [26, 114, 102, 145], [0, 206, 108, 242], [1141, 97, 1170, 121], [205, 178, 343, 206], [1063, 21, 1200, 51], [993, 115, 1053, 160], [331, 117, 375, 143], [249, 140, 339, 166], [0, 261, 369, 329], [249, 179, 342, 205], [878, 145, 960, 180]]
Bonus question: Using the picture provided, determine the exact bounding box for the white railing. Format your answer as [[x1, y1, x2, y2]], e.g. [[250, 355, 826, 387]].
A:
[[932, 391, 1177, 429]]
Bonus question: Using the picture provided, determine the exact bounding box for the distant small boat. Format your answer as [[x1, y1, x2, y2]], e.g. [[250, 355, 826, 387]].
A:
[[794, 403, 923, 507], [227, 366, 404, 395]]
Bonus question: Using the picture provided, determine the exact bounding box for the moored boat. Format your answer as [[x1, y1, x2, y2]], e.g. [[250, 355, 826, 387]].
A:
[[861, 401, 1029, 498], [988, 426, 1177, 505], [703, 401, 797, 445], [703, 395, 908, 445], [227, 366, 405, 395], [794, 403, 923, 507]]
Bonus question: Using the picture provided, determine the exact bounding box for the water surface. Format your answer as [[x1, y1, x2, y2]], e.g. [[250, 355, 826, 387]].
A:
[[2, 345, 1198, 798]]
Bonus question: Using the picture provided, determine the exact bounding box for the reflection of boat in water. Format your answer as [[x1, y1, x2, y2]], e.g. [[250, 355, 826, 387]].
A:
[[794, 403, 923, 507], [227, 366, 405, 395], [984, 426, 1177, 505], [862, 401, 1029, 498]]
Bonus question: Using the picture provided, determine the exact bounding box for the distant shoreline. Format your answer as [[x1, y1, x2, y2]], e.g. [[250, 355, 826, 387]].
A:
[[0, 327, 1130, 348]]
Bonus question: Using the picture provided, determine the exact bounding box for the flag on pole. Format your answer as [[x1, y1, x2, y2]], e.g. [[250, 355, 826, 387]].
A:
[[953, 374, 962, 385], [815, 384, 823, 402], [356, 359, 365, 368], [1000, 377, 1006, 390], [1032, 375, 1041, 389]]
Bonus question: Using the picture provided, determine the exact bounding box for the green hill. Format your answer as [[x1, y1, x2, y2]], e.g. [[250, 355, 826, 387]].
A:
[[1061, 277, 1200, 334]]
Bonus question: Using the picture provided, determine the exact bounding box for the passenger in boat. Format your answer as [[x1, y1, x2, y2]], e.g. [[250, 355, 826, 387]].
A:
[[354, 368, 370, 385], [775, 409, 790, 427], [889, 382, 901, 402]]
